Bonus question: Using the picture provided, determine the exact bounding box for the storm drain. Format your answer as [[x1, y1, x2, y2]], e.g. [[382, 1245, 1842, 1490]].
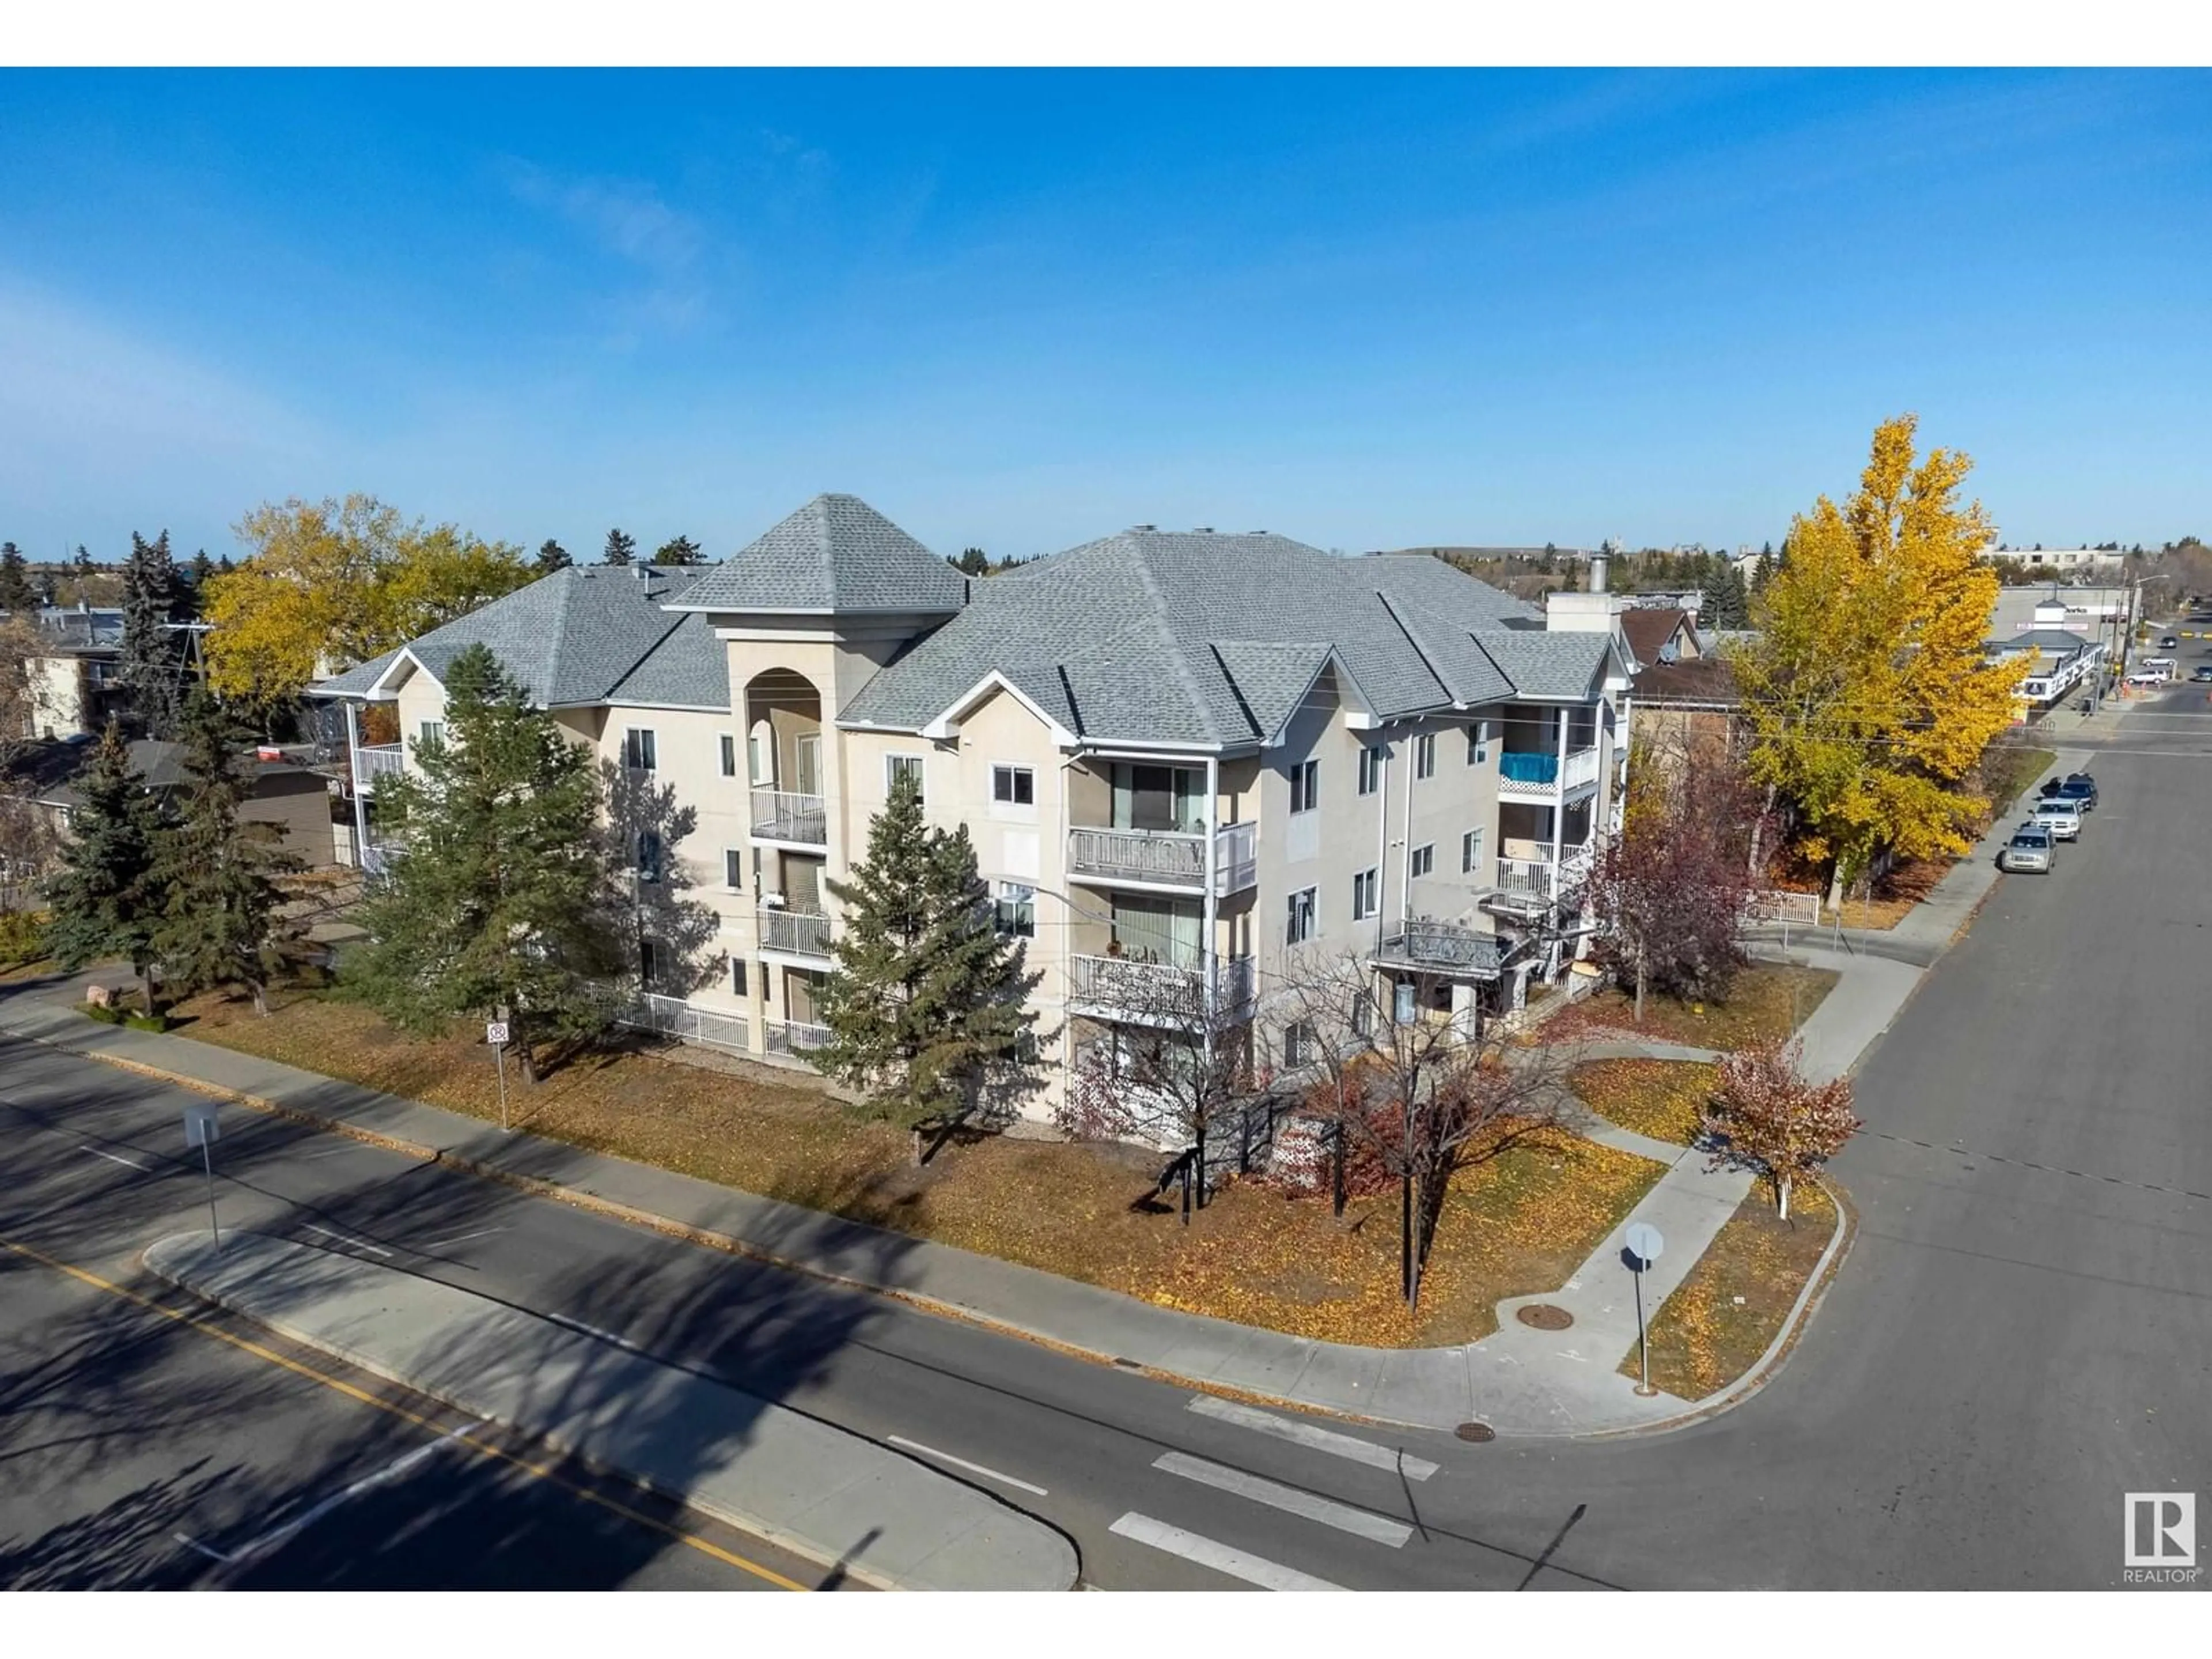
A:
[[1516, 1304, 1574, 1331], [1455, 1422, 1497, 1444]]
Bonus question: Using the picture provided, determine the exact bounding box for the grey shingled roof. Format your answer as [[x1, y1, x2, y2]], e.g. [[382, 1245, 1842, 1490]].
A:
[[839, 532, 1600, 747], [607, 613, 733, 708], [668, 494, 968, 615], [307, 566, 709, 707]]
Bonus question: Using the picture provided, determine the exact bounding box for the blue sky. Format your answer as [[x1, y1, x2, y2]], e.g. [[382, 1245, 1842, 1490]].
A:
[[1, 69, 2206, 565]]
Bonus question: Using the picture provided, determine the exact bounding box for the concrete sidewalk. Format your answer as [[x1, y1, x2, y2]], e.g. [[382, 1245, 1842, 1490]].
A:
[[141, 1230, 1080, 1592], [0, 975, 1844, 1437]]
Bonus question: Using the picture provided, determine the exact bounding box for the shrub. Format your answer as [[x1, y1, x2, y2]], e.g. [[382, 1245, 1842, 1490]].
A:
[[0, 908, 47, 967], [78, 1002, 124, 1025]]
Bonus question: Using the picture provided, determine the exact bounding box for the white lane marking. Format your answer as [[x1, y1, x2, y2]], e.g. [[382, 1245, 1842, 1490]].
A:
[[297, 1223, 393, 1257], [1185, 1396, 1439, 1480], [81, 1145, 154, 1172], [545, 1313, 638, 1351], [173, 1532, 236, 1563], [887, 1435, 1048, 1497], [1109, 1512, 1346, 1591], [1151, 1452, 1411, 1547], [225, 1423, 474, 1562], [418, 1226, 506, 1249]]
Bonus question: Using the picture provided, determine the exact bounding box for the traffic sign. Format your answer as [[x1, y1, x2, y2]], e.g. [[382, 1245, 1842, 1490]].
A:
[[1625, 1222, 1665, 1267], [486, 1021, 509, 1046], [184, 1104, 220, 1149]]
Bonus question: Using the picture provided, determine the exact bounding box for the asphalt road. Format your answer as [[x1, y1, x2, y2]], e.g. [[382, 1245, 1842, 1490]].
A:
[[3, 684, 2206, 1591]]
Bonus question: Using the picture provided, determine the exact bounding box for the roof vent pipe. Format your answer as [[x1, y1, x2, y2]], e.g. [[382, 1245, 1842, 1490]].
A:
[[1589, 553, 1609, 594]]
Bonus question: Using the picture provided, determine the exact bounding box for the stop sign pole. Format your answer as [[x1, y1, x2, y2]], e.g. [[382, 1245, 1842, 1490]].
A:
[[1626, 1222, 1665, 1397]]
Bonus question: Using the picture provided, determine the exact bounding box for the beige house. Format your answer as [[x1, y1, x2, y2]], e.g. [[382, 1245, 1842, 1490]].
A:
[[315, 497, 1633, 1124]]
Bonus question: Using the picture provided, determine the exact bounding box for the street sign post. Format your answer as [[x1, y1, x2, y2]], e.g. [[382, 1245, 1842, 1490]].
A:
[[486, 1021, 510, 1133], [1626, 1222, 1665, 1397], [183, 1104, 222, 1245]]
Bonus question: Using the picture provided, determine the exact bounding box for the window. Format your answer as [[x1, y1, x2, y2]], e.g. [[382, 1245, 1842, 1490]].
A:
[[639, 937, 661, 988], [1351, 997, 1374, 1039], [637, 829, 664, 883], [418, 719, 444, 749], [1395, 980, 1417, 1024], [1358, 745, 1384, 796], [993, 765, 1035, 806], [1411, 843, 1434, 878], [1009, 1029, 1040, 1066], [1289, 758, 1320, 814], [887, 753, 925, 802], [1286, 885, 1317, 945], [1282, 1020, 1314, 1068], [1352, 868, 1378, 921], [1467, 719, 1490, 765], [1415, 733, 1436, 779], [1462, 828, 1485, 874], [623, 728, 657, 772], [731, 959, 748, 998], [719, 734, 738, 777], [724, 849, 743, 889], [748, 724, 772, 785], [994, 881, 1036, 938]]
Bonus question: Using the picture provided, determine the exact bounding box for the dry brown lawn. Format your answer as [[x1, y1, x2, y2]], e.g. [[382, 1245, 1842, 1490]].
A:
[[1622, 1179, 1839, 1400], [172, 982, 1666, 1349], [1570, 1059, 1720, 1147], [1537, 963, 1838, 1051]]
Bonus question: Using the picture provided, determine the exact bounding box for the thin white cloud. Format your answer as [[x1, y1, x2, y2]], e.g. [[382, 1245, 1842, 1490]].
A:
[[499, 158, 710, 341], [0, 277, 330, 552]]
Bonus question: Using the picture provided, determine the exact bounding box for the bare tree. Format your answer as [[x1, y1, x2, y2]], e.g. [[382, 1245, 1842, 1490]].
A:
[[1056, 956, 1257, 1214], [1266, 950, 1580, 1309]]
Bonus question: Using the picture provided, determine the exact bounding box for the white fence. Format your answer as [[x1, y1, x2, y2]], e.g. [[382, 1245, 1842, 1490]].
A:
[[1747, 889, 1821, 927], [765, 1018, 831, 1055], [615, 990, 752, 1056]]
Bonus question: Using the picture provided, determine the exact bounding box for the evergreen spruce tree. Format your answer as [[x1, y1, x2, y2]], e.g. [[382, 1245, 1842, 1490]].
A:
[[810, 772, 1040, 1135], [119, 529, 184, 738], [153, 692, 300, 1015], [0, 542, 33, 613], [43, 721, 172, 1015], [343, 644, 630, 1082], [602, 528, 636, 567], [182, 548, 217, 619], [1702, 563, 1751, 630], [654, 533, 704, 565], [535, 538, 572, 573], [953, 546, 990, 576], [73, 544, 93, 575]]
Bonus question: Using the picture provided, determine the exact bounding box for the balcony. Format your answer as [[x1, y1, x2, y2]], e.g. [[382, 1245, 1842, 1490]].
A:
[[1497, 745, 1601, 802], [756, 906, 833, 962], [751, 788, 827, 846], [1482, 844, 1596, 919], [355, 743, 406, 796], [1372, 920, 1509, 978], [1068, 952, 1255, 1028], [1067, 821, 1257, 896]]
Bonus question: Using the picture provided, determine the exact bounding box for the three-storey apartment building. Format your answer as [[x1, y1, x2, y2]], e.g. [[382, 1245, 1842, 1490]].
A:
[[313, 495, 1631, 1124]]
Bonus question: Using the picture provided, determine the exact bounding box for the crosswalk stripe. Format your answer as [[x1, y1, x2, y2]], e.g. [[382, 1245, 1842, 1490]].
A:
[[1153, 1452, 1411, 1546], [1109, 1512, 1346, 1591], [1186, 1395, 1438, 1480]]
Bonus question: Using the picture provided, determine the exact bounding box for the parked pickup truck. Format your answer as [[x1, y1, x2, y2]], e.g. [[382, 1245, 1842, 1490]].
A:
[[2026, 797, 2084, 841]]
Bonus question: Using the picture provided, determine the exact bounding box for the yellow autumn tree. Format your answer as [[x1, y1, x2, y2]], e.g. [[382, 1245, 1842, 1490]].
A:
[[1729, 415, 2027, 903], [204, 495, 533, 709]]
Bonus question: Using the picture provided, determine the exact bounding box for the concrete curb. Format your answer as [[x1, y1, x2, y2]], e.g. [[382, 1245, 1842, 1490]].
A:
[[1582, 1171, 1857, 1440], [141, 1230, 1081, 1592]]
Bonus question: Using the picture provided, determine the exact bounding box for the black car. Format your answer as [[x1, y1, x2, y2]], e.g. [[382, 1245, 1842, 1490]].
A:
[[2040, 774, 2097, 810], [2193, 665, 2212, 684]]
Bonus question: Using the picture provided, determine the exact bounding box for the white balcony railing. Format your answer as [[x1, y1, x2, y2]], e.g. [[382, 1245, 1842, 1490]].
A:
[[616, 991, 751, 1056], [766, 1019, 832, 1055], [751, 789, 827, 845], [1066, 821, 1259, 895], [757, 906, 832, 959], [355, 743, 406, 795], [1068, 952, 1255, 1025], [1487, 843, 1597, 912], [1497, 745, 1601, 800]]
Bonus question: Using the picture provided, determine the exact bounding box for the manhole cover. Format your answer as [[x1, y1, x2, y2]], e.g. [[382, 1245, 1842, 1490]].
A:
[[1455, 1422, 1496, 1443], [1516, 1303, 1574, 1331]]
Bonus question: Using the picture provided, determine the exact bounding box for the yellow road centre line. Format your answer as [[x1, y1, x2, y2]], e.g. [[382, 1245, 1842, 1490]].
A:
[[0, 1233, 807, 1591]]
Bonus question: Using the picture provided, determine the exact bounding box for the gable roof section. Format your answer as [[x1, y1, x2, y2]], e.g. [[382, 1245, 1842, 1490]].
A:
[[839, 532, 1601, 747], [1468, 630, 1616, 700], [1619, 607, 1692, 668], [605, 612, 734, 707], [668, 494, 968, 615], [306, 565, 702, 706]]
